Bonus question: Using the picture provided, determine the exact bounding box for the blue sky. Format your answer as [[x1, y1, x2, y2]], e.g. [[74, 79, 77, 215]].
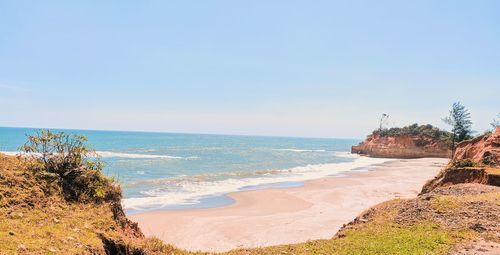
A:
[[0, 0, 499, 138]]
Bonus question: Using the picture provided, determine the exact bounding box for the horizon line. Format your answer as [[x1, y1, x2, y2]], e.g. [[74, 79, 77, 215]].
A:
[[0, 125, 364, 141]]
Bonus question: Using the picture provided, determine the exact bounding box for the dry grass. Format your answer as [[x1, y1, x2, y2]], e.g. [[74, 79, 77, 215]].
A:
[[0, 155, 114, 253], [486, 167, 500, 175], [0, 203, 120, 253]]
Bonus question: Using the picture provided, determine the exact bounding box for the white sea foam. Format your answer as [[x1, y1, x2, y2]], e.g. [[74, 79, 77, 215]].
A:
[[96, 151, 196, 159], [0, 151, 21, 156], [333, 151, 360, 158], [1, 150, 197, 160], [122, 153, 394, 211], [273, 149, 327, 152], [0, 151, 41, 157]]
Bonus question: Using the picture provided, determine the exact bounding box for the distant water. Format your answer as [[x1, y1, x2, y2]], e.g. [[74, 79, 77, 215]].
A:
[[0, 127, 388, 213]]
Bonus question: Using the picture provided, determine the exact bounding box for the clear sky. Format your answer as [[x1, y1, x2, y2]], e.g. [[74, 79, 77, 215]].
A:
[[0, 1, 499, 138]]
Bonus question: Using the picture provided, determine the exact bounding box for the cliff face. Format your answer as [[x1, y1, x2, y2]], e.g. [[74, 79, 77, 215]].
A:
[[351, 134, 452, 159], [421, 166, 500, 194], [453, 127, 500, 167], [421, 128, 500, 194]]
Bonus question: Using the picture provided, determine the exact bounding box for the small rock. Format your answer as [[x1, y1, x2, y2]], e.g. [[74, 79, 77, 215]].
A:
[[17, 244, 27, 252], [8, 231, 15, 236], [471, 223, 486, 232]]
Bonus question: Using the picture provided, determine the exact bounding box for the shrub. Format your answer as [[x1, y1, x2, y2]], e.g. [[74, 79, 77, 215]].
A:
[[21, 130, 118, 203], [450, 159, 481, 168]]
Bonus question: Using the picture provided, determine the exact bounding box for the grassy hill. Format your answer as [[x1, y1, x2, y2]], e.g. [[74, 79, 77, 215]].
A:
[[0, 154, 157, 254]]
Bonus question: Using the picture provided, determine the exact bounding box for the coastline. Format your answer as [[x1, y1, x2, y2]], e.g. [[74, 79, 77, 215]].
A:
[[129, 157, 448, 252], [122, 153, 390, 212]]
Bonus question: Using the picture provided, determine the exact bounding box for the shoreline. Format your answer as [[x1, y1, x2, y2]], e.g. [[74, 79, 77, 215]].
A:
[[122, 154, 390, 212], [125, 181, 308, 215], [129, 158, 448, 252]]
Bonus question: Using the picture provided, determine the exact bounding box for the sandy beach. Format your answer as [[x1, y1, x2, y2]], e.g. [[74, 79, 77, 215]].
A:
[[129, 158, 448, 252]]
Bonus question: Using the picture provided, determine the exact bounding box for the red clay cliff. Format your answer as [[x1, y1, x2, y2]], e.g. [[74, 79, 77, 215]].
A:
[[351, 133, 452, 158], [453, 127, 500, 167], [421, 127, 500, 193]]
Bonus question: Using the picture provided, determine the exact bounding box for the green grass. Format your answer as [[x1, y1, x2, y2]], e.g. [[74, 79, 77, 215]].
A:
[[328, 222, 453, 255], [0, 203, 121, 253], [116, 217, 471, 255], [223, 221, 472, 255], [431, 192, 500, 213], [431, 196, 459, 213]]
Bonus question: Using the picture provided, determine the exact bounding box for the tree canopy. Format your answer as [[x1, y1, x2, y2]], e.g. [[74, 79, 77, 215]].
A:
[[442, 102, 473, 143]]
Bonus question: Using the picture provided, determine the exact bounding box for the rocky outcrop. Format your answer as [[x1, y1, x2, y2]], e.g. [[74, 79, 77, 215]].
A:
[[421, 128, 500, 194], [351, 134, 452, 158], [453, 127, 500, 167], [421, 165, 500, 194]]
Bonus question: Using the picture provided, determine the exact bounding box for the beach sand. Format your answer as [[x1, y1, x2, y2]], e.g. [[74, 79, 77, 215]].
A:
[[129, 158, 448, 252]]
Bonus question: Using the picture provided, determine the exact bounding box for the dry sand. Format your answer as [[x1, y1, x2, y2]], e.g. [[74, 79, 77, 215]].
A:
[[129, 158, 448, 252]]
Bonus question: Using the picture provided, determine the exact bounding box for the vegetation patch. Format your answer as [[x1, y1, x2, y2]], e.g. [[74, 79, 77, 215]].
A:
[[431, 196, 460, 213], [450, 159, 483, 168], [0, 131, 145, 254], [0, 203, 120, 253], [233, 222, 460, 255], [324, 221, 462, 255], [20, 130, 120, 203], [372, 123, 450, 141]]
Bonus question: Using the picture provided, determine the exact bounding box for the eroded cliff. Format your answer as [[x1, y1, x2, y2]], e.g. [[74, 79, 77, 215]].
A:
[[351, 133, 452, 158], [422, 127, 500, 194], [454, 127, 500, 167]]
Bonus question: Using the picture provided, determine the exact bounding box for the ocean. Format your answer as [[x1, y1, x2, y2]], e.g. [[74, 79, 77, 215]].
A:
[[0, 127, 388, 214]]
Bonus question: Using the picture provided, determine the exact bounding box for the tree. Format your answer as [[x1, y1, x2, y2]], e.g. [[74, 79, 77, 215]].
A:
[[20, 130, 115, 202], [442, 102, 473, 155], [21, 130, 101, 174], [378, 113, 389, 131], [491, 113, 500, 129]]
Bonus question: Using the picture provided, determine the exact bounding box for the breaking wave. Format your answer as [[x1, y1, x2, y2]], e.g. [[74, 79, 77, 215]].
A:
[[122, 153, 394, 211], [0, 150, 197, 160], [272, 149, 327, 152], [96, 151, 198, 160]]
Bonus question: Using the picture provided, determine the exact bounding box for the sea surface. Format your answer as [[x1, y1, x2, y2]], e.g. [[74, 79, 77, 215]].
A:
[[0, 127, 388, 214]]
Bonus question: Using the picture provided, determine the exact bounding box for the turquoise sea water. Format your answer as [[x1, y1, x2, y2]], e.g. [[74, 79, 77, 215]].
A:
[[0, 127, 387, 213]]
